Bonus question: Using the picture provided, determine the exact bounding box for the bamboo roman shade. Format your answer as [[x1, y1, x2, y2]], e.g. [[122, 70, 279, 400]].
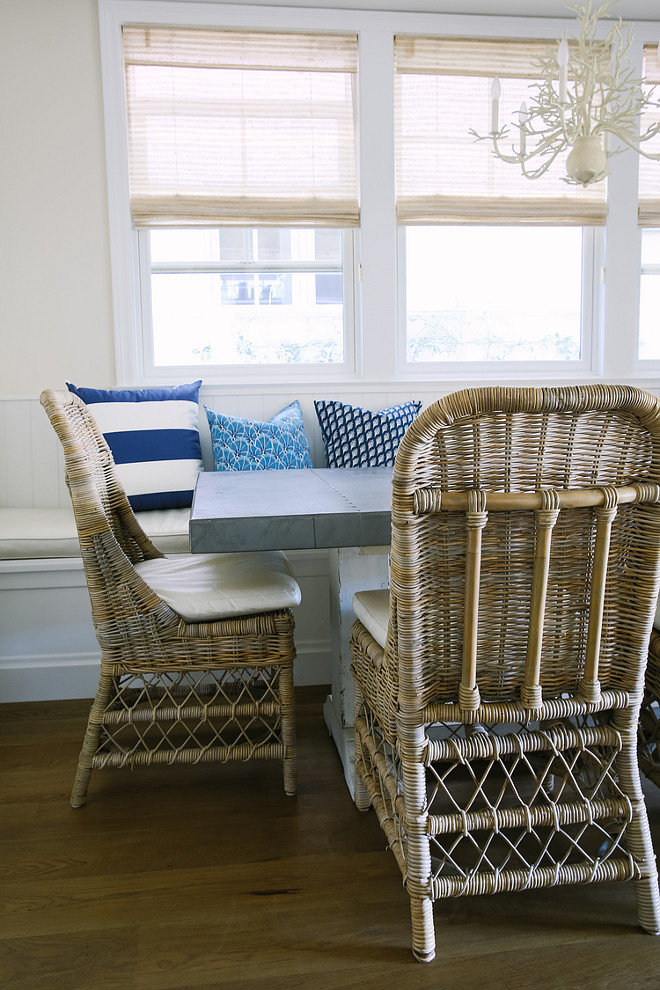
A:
[[122, 26, 359, 227], [638, 45, 660, 228], [395, 35, 607, 226]]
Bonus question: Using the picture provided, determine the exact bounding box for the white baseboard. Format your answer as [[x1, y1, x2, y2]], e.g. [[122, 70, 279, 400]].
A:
[[0, 654, 101, 702], [0, 645, 331, 703]]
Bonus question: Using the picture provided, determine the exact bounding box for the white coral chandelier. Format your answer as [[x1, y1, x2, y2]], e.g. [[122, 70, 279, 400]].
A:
[[472, 0, 660, 186]]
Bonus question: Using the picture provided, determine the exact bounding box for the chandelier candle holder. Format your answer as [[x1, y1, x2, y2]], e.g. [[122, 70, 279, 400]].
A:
[[471, 0, 660, 186]]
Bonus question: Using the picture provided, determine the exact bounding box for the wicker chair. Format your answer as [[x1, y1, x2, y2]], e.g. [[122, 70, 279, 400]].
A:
[[41, 388, 301, 806], [350, 385, 660, 962]]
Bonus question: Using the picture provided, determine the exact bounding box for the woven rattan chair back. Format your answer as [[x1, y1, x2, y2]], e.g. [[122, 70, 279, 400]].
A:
[[350, 384, 660, 961], [41, 389, 298, 805]]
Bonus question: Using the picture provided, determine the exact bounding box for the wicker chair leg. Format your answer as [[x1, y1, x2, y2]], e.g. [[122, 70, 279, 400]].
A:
[[280, 665, 297, 797], [625, 776, 660, 934], [70, 760, 94, 810], [628, 800, 660, 934], [282, 755, 297, 796], [410, 895, 435, 963], [626, 805, 660, 933], [401, 727, 435, 962], [612, 711, 660, 933], [634, 876, 660, 935], [353, 765, 372, 811], [70, 671, 115, 808]]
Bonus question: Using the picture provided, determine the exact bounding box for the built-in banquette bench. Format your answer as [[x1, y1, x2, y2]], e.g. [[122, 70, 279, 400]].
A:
[[0, 390, 344, 702], [0, 387, 427, 703]]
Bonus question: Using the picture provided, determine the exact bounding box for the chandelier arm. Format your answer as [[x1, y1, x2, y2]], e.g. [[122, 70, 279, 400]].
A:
[[606, 125, 660, 160], [491, 128, 567, 166], [519, 147, 565, 179], [641, 121, 660, 143]]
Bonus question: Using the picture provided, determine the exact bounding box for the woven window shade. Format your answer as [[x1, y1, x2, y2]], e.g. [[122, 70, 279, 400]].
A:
[[122, 26, 359, 227], [638, 45, 660, 228], [395, 35, 607, 226]]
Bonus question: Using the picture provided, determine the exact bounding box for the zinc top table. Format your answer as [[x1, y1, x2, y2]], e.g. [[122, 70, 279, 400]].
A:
[[189, 466, 393, 553], [189, 466, 393, 795]]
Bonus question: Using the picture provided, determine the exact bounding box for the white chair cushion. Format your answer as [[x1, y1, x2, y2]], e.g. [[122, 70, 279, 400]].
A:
[[135, 550, 301, 622], [353, 588, 390, 647]]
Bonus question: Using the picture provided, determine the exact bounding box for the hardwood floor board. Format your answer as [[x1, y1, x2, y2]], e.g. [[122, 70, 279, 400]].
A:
[[1, 686, 660, 989], [131, 902, 658, 990], [0, 845, 399, 939], [0, 931, 137, 990]]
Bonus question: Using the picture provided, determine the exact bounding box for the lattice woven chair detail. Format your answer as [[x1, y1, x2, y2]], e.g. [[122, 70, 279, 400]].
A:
[[41, 389, 301, 806], [350, 385, 660, 962]]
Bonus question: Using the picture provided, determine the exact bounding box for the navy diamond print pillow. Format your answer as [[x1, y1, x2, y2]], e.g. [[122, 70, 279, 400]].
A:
[[314, 399, 422, 468], [206, 400, 313, 471]]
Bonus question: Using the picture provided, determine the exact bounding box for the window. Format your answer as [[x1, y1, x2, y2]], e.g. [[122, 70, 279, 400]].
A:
[[120, 22, 358, 377], [395, 35, 605, 371], [99, 2, 657, 386], [143, 227, 349, 367], [404, 226, 585, 363]]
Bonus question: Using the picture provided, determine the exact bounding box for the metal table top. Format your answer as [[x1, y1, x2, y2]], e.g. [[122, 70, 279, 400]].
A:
[[189, 466, 393, 553]]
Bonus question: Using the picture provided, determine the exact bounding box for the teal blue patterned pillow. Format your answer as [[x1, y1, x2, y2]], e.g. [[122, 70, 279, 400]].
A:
[[206, 401, 313, 472]]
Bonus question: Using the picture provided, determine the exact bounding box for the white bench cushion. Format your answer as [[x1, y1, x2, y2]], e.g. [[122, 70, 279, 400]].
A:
[[135, 550, 301, 621], [0, 507, 191, 559], [137, 508, 192, 554]]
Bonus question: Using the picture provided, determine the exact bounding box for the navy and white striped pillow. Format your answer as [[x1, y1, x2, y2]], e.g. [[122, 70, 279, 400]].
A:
[[314, 399, 421, 468], [66, 381, 203, 511]]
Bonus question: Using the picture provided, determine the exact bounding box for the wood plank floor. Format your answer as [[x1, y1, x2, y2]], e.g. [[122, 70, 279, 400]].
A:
[[1, 685, 659, 990]]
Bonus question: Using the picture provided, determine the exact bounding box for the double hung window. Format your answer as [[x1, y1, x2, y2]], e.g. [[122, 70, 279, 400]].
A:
[[123, 25, 358, 375], [394, 36, 605, 371]]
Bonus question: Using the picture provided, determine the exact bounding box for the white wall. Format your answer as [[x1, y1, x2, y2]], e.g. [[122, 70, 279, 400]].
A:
[[1, 0, 115, 395]]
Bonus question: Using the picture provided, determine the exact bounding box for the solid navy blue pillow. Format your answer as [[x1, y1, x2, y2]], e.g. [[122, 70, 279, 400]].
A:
[[66, 381, 203, 510]]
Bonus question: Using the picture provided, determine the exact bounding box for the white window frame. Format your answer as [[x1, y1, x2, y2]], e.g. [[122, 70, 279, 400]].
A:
[[99, 0, 658, 388]]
